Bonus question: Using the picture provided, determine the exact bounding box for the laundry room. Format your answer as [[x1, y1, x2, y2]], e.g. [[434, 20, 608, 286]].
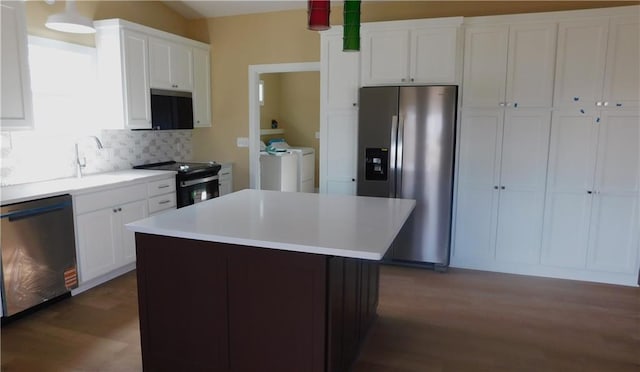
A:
[[258, 71, 320, 193]]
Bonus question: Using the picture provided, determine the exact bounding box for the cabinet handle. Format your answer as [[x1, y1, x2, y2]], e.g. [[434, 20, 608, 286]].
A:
[[113, 209, 117, 213], [401, 78, 406, 82], [596, 101, 602, 107], [410, 78, 414, 82], [118, 207, 122, 212], [197, 120, 200, 124], [352, 103, 357, 107], [587, 190, 592, 194], [159, 200, 171, 205], [158, 184, 170, 189], [352, 178, 356, 182], [500, 186, 506, 190], [603, 102, 609, 107], [498, 102, 506, 107], [494, 186, 499, 190]]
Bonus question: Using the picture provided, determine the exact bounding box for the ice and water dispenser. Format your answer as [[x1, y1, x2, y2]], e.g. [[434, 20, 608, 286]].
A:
[[364, 148, 388, 181]]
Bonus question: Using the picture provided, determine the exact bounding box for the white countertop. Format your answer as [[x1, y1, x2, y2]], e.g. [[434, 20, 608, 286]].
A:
[[1, 169, 176, 205], [126, 189, 416, 260]]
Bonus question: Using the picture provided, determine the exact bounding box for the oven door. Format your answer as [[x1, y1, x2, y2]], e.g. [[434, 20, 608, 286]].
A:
[[177, 175, 219, 208]]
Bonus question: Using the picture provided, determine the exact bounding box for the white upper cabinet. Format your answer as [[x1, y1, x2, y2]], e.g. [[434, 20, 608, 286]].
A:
[[361, 18, 462, 86], [149, 37, 194, 91], [602, 16, 640, 108], [193, 46, 211, 127], [462, 22, 557, 108], [94, 19, 210, 130], [322, 29, 360, 110], [1, 1, 33, 131], [554, 14, 639, 108], [553, 19, 609, 108]]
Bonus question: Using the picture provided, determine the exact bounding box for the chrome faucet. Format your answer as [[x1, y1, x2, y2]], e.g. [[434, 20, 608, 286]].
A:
[[75, 136, 104, 178]]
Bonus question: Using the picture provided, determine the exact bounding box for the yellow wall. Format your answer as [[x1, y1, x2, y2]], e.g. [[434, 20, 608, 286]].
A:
[[278, 72, 320, 188], [191, 10, 320, 189], [25, 0, 190, 46], [193, 1, 636, 191]]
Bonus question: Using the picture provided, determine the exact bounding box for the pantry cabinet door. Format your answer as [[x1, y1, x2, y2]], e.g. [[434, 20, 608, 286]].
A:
[[462, 25, 509, 108], [505, 23, 557, 108], [553, 19, 609, 108], [410, 26, 458, 84], [602, 15, 640, 108], [587, 110, 639, 273], [453, 109, 503, 260], [541, 110, 599, 268], [494, 110, 551, 263], [325, 109, 358, 195], [322, 32, 360, 110]]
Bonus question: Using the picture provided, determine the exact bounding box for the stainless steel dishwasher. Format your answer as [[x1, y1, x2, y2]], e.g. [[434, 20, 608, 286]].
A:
[[1, 194, 78, 317]]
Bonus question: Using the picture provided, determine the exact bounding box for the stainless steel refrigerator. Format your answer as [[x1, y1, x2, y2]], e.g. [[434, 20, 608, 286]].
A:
[[357, 86, 457, 269]]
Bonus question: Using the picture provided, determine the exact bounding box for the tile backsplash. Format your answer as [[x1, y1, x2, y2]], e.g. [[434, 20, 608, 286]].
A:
[[0, 129, 192, 186]]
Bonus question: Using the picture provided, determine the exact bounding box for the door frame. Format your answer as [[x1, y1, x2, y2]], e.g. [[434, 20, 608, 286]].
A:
[[248, 62, 321, 189]]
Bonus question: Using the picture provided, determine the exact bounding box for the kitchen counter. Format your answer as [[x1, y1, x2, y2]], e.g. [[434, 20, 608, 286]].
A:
[[126, 189, 416, 260], [0, 169, 176, 205]]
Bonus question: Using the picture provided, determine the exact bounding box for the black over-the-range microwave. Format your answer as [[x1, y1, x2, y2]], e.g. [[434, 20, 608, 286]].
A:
[[149, 89, 194, 130]]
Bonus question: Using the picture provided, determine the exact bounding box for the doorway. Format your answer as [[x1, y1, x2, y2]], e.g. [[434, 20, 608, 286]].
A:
[[248, 62, 321, 189]]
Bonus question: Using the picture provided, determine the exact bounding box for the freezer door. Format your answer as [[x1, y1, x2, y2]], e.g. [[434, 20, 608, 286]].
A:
[[392, 86, 458, 265], [357, 87, 399, 197]]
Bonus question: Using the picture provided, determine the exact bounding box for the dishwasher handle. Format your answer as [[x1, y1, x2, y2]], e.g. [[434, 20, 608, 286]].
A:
[[1, 200, 72, 222]]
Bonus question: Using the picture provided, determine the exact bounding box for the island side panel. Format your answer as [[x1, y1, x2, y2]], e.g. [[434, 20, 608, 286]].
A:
[[227, 246, 327, 372], [135, 233, 230, 371], [327, 257, 381, 371]]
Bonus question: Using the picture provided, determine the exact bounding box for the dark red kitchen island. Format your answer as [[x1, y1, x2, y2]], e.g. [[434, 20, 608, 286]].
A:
[[128, 190, 415, 372]]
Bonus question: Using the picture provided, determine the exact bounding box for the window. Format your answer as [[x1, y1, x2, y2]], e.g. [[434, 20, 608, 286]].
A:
[[27, 36, 97, 133]]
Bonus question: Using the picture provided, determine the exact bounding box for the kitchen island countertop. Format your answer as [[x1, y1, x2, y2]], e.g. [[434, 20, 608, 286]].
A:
[[126, 189, 416, 260]]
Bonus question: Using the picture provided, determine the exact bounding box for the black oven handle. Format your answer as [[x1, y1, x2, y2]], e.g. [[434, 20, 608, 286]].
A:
[[180, 175, 219, 188]]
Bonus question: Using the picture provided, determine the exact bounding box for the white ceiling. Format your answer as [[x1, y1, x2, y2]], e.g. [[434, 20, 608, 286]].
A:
[[162, 0, 308, 19]]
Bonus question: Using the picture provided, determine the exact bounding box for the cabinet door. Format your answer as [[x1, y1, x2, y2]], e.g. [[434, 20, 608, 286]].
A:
[[361, 28, 410, 85], [602, 16, 640, 108], [324, 109, 358, 195], [149, 38, 172, 89], [453, 109, 503, 260], [76, 209, 119, 283], [120, 200, 148, 265], [170, 43, 193, 91], [193, 47, 211, 127], [410, 27, 458, 84], [1, 1, 33, 130], [494, 110, 551, 263], [553, 19, 608, 108], [462, 25, 509, 108], [322, 32, 360, 110], [505, 23, 557, 108], [123, 30, 151, 129], [541, 110, 599, 268], [587, 111, 639, 273]]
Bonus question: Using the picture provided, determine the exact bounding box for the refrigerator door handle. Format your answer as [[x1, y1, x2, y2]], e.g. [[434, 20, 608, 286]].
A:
[[396, 115, 405, 196], [389, 115, 399, 198]]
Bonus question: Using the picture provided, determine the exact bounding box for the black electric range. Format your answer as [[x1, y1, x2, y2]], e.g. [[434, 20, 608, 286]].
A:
[[134, 161, 222, 208]]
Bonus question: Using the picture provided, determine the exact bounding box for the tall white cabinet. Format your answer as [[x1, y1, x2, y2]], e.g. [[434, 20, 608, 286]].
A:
[[454, 20, 556, 265], [452, 6, 640, 286], [319, 27, 360, 195]]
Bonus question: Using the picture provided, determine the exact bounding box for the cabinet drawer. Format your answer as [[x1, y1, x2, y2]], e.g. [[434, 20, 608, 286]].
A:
[[148, 177, 176, 197], [75, 183, 147, 214], [148, 193, 176, 214]]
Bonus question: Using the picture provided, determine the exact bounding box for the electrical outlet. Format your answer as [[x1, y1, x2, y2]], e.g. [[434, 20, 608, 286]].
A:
[[236, 137, 249, 147], [315, 131, 320, 139]]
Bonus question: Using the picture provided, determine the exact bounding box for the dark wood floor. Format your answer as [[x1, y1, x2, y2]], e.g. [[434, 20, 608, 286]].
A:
[[1, 266, 638, 371]]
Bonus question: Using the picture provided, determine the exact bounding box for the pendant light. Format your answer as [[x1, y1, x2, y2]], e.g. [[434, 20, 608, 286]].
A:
[[308, 0, 331, 31], [46, 0, 95, 34], [343, 0, 361, 51]]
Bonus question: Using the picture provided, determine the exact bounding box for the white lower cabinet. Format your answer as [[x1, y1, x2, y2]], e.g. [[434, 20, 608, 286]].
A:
[[542, 109, 639, 277], [219, 163, 233, 196], [453, 109, 551, 265], [75, 183, 148, 284], [323, 109, 358, 195], [76, 199, 146, 282]]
